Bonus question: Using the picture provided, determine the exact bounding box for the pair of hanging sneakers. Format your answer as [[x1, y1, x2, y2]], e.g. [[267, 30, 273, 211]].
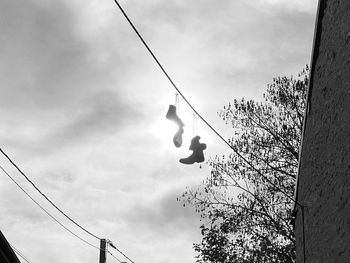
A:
[[166, 105, 207, 164]]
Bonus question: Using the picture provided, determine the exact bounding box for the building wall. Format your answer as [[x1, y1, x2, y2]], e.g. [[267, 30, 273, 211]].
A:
[[294, 0, 350, 262], [0, 231, 21, 263]]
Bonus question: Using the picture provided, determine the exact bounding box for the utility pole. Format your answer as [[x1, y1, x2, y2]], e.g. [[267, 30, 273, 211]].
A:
[[99, 239, 107, 263]]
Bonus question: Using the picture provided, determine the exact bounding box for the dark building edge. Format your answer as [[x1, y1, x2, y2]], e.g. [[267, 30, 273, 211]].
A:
[[292, 0, 327, 214], [0, 231, 21, 263]]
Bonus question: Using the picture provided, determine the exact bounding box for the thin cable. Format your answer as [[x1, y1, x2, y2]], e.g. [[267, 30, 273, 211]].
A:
[[0, 164, 100, 251], [111, 0, 299, 205], [193, 113, 198, 137], [175, 93, 179, 109], [104, 242, 124, 263], [9, 244, 32, 263], [108, 250, 123, 263], [113, 246, 135, 263], [0, 149, 134, 262], [0, 163, 135, 263], [107, 240, 135, 263], [13, 249, 31, 263], [0, 148, 101, 240]]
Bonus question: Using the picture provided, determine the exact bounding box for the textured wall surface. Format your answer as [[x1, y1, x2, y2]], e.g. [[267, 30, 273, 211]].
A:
[[295, 0, 350, 262]]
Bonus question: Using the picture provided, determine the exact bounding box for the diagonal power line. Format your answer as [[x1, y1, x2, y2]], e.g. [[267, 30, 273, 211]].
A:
[[0, 148, 136, 263], [10, 243, 32, 263], [1, 165, 127, 263], [0, 164, 100, 250], [0, 147, 101, 240], [111, 0, 299, 205]]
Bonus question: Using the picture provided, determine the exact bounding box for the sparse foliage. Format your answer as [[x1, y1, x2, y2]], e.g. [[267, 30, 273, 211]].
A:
[[179, 67, 309, 263]]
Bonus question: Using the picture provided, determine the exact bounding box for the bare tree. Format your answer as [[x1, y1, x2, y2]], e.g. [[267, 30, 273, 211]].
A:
[[179, 66, 309, 263]]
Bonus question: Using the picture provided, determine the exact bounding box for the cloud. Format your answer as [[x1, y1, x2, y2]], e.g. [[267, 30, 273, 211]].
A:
[[0, 0, 136, 115], [256, 0, 317, 13], [47, 90, 145, 148], [0, 1, 86, 108], [0, 0, 148, 156], [118, 186, 203, 263], [0, 89, 144, 157], [123, 186, 201, 235]]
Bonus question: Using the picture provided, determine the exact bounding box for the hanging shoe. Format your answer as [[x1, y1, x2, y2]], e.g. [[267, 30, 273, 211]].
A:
[[173, 126, 184, 147], [180, 136, 207, 164], [166, 105, 185, 147], [189, 135, 201, 151], [166, 105, 184, 127]]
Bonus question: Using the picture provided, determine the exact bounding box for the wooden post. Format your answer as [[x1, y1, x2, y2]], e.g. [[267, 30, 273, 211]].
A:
[[99, 239, 107, 263]]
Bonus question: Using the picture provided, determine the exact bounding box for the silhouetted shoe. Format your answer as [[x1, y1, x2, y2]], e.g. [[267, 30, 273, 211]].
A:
[[166, 105, 184, 126], [189, 135, 201, 150], [166, 105, 185, 147], [180, 136, 207, 164], [173, 126, 184, 147]]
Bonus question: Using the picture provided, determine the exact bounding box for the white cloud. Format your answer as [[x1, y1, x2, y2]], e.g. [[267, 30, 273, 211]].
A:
[[257, 0, 318, 13]]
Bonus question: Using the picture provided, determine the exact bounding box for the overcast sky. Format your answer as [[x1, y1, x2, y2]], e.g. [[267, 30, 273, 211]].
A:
[[0, 0, 317, 262]]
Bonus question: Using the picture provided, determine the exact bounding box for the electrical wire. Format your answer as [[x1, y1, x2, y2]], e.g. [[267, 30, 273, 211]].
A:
[[9, 244, 32, 263], [113, 246, 135, 263], [111, 0, 299, 205], [0, 149, 135, 263], [0, 148, 100, 240], [13, 249, 31, 263], [108, 250, 123, 263], [0, 164, 100, 251], [1, 165, 124, 263], [107, 240, 135, 263], [11, 239, 123, 263]]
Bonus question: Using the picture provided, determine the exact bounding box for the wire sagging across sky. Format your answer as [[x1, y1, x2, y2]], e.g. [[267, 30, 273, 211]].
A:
[[0, 164, 129, 263], [0, 148, 136, 263], [10, 243, 33, 263], [111, 0, 299, 204], [0, 164, 100, 250], [0, 148, 101, 241]]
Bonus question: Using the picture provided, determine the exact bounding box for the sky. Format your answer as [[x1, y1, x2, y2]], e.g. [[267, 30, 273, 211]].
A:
[[0, 0, 318, 262]]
